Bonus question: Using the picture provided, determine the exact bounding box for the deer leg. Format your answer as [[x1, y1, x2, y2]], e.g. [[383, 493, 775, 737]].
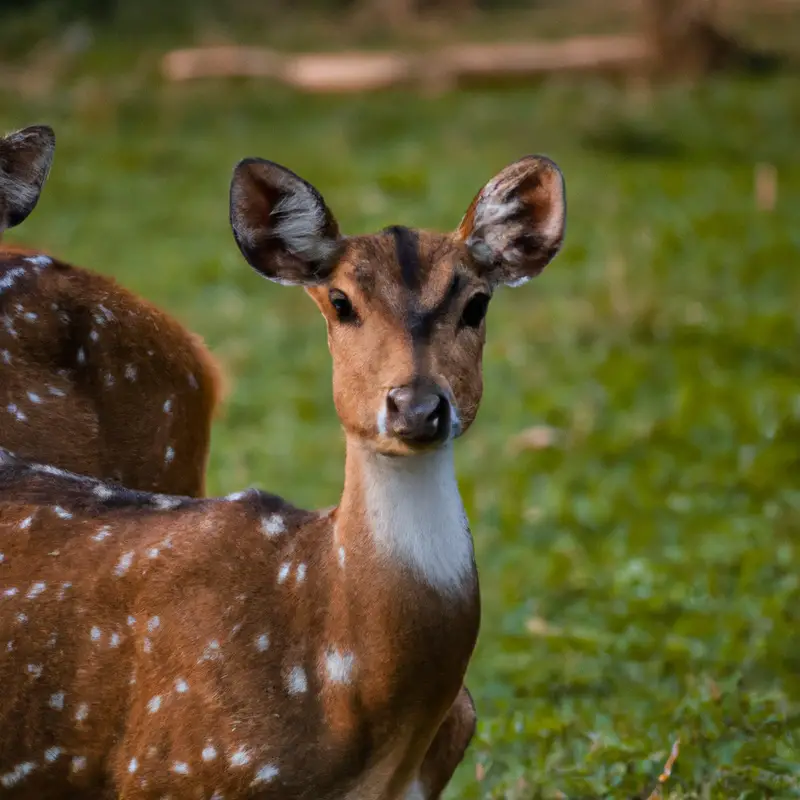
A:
[[409, 685, 477, 799]]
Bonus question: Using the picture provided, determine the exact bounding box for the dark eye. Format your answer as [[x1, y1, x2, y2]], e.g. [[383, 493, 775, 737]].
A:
[[460, 293, 490, 329], [329, 289, 358, 324]]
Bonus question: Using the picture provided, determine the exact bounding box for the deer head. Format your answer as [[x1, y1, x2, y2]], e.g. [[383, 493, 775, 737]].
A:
[[0, 125, 55, 234], [230, 155, 566, 457]]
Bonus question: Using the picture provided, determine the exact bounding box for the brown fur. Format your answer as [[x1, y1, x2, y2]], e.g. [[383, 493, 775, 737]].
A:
[[0, 152, 566, 798], [0, 246, 224, 497]]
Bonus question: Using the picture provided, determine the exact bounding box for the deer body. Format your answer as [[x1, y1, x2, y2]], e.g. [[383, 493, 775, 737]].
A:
[[0, 126, 222, 498], [0, 150, 566, 798]]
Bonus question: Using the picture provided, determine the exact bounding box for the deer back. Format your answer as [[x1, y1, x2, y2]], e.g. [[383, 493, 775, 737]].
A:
[[0, 246, 224, 497]]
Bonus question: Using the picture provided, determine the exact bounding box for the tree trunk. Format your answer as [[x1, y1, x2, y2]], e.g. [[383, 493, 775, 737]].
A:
[[643, 0, 781, 76]]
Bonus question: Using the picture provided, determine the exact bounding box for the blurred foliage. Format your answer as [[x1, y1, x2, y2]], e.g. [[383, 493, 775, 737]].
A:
[[2, 23, 800, 799]]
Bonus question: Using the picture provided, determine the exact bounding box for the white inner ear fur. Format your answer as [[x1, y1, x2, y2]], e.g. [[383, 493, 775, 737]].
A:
[[272, 184, 340, 267], [465, 168, 564, 286], [0, 172, 40, 224], [0, 131, 51, 224]]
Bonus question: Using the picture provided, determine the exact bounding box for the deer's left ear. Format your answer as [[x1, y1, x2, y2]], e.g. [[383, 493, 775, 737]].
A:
[[456, 155, 566, 287], [0, 125, 56, 232]]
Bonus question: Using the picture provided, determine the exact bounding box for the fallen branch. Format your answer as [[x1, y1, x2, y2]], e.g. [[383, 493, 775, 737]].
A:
[[160, 35, 652, 92]]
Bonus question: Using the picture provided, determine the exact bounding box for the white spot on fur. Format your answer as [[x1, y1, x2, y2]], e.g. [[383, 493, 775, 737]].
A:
[[110, 632, 121, 648], [71, 756, 86, 772], [7, 403, 26, 422], [172, 762, 190, 775], [89, 329, 99, 342], [125, 364, 137, 381], [75, 702, 89, 722], [202, 744, 217, 761], [252, 763, 279, 786], [188, 372, 198, 389], [44, 747, 62, 763], [49, 691, 65, 710], [104, 371, 114, 387], [53, 506, 72, 520], [25, 255, 52, 268], [90, 626, 102, 642], [3, 587, 18, 597], [128, 757, 138, 773], [362, 444, 474, 595], [147, 616, 160, 632], [163, 397, 173, 413], [143, 638, 152, 653], [261, 513, 285, 537], [27, 663, 43, 678], [199, 639, 221, 662], [19, 516, 33, 530], [114, 551, 134, 576], [287, 665, 307, 694], [229, 748, 250, 767], [92, 526, 112, 541], [48, 385, 66, 397], [147, 547, 159, 559], [147, 695, 162, 713], [1, 761, 36, 787], [296, 563, 306, 583], [164, 446, 175, 464], [175, 678, 189, 693], [338, 546, 346, 568], [152, 494, 181, 510], [93, 485, 114, 500], [15, 613, 27, 624], [1, 349, 10, 364], [277, 562, 291, 584], [58, 582, 71, 600], [254, 633, 269, 652], [325, 649, 355, 685], [76, 347, 86, 365], [26, 391, 41, 403], [26, 581, 46, 599]]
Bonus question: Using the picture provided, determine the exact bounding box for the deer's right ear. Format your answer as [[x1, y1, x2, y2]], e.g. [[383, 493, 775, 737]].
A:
[[230, 158, 343, 286], [0, 125, 55, 232]]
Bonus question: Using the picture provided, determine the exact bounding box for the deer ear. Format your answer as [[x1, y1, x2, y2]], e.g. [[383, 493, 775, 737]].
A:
[[457, 155, 566, 287], [0, 125, 55, 232], [230, 158, 343, 286]]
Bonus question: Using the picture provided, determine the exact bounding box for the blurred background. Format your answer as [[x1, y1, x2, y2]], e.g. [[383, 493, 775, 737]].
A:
[[2, 0, 799, 796]]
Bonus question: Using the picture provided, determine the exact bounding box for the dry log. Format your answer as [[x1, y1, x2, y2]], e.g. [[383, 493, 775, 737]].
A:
[[162, 46, 283, 82], [160, 35, 653, 92]]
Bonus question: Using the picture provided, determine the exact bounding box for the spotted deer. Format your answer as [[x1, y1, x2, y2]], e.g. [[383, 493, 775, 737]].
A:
[[0, 151, 566, 798], [0, 125, 223, 497]]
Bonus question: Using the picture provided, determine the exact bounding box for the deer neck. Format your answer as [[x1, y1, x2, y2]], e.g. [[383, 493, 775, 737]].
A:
[[336, 439, 476, 598]]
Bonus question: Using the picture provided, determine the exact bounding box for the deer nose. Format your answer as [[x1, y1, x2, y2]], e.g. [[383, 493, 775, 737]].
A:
[[385, 385, 450, 445]]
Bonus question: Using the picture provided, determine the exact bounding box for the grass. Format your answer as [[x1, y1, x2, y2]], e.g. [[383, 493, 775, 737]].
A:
[[3, 54, 800, 798]]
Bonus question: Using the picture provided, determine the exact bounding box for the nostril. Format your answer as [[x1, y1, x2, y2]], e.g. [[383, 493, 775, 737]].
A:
[[425, 395, 446, 424]]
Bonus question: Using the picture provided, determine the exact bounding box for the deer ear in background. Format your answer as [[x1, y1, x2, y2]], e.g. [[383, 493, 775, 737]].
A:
[[0, 125, 56, 232], [457, 155, 566, 287]]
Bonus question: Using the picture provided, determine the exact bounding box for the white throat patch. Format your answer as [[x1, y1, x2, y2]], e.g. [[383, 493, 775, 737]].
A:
[[361, 445, 474, 596]]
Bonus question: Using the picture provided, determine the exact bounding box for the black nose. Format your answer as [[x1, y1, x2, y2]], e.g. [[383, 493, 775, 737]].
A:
[[386, 385, 450, 444]]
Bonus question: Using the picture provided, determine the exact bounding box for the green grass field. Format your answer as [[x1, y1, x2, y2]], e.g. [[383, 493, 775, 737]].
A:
[[3, 64, 800, 798]]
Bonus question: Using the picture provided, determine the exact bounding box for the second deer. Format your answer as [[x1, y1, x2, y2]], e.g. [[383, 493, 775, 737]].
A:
[[0, 151, 566, 798], [0, 125, 223, 497]]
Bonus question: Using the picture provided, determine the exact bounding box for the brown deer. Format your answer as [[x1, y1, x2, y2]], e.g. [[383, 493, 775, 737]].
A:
[[0, 125, 223, 497], [0, 151, 566, 798]]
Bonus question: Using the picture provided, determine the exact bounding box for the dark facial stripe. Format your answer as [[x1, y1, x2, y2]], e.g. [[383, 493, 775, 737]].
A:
[[385, 225, 421, 291], [408, 271, 464, 342]]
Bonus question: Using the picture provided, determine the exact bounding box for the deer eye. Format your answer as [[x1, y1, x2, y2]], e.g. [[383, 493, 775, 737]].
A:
[[460, 293, 490, 329], [329, 289, 358, 324]]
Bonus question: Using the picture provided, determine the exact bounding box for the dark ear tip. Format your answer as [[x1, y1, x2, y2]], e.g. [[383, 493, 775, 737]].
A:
[[15, 125, 56, 148]]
